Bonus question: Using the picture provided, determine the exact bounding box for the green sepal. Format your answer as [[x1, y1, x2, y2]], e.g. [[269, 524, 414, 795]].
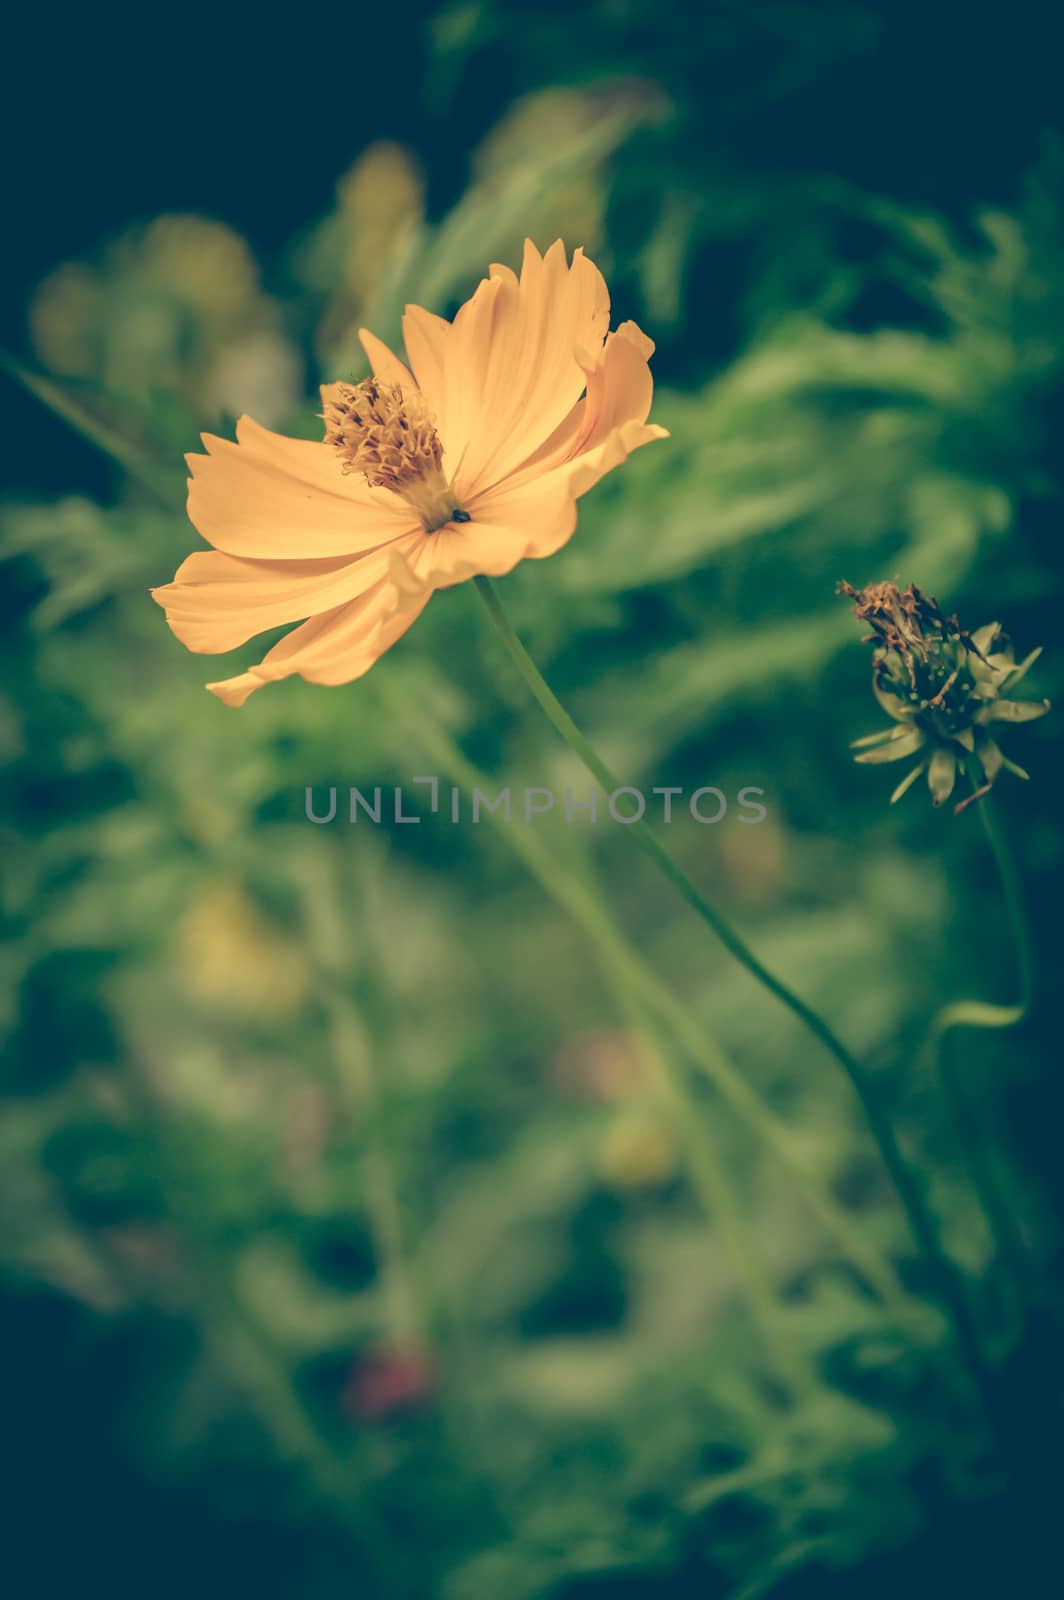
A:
[[1000, 646, 1043, 692], [975, 734, 1003, 785], [986, 699, 1051, 723], [872, 679, 916, 722], [854, 727, 927, 764], [969, 622, 1002, 656], [850, 727, 899, 750], [928, 746, 958, 806], [889, 762, 927, 804]]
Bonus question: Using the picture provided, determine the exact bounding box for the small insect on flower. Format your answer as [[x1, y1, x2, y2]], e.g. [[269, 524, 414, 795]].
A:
[[152, 240, 668, 705], [839, 581, 1049, 814]]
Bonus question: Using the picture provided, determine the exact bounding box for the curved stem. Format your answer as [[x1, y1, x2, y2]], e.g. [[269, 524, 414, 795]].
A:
[[929, 770, 1039, 1308], [933, 777, 1033, 1038], [978, 793, 1035, 1016], [472, 575, 999, 1435], [379, 669, 907, 1314]]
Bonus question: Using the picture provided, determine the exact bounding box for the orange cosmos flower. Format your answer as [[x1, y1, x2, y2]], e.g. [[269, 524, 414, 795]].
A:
[[152, 240, 668, 705]]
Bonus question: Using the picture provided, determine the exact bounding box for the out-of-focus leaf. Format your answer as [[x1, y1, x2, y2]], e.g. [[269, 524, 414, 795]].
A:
[[2, 357, 185, 503]]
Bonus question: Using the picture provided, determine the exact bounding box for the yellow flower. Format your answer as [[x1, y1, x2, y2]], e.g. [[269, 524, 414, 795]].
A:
[[153, 240, 668, 705]]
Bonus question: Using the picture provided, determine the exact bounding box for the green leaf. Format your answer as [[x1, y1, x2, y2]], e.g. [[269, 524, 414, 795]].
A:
[[1, 355, 183, 507]]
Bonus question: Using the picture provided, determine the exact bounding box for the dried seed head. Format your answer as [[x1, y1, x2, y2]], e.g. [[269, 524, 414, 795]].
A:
[[839, 580, 1049, 813]]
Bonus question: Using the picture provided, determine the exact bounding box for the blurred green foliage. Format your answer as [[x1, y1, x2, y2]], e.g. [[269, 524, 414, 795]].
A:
[[2, 4, 1063, 1597]]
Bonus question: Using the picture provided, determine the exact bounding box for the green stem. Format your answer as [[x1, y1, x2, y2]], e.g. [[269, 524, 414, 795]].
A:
[[379, 671, 906, 1314], [472, 574, 998, 1432], [978, 795, 1035, 1017], [619, 942, 908, 1314], [932, 794, 1032, 1037], [929, 772, 1039, 1309]]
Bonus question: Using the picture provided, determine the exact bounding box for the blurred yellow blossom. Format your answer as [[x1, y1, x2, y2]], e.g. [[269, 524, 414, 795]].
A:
[[30, 216, 301, 425], [177, 879, 309, 1020], [338, 142, 425, 305]]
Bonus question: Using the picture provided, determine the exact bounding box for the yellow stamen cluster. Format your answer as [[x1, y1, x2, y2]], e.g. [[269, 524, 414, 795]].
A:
[[323, 378, 464, 531]]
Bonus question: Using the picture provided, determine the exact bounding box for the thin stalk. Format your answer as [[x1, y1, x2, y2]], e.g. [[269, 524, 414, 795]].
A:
[[929, 770, 1040, 1309], [620, 942, 909, 1316], [471, 575, 999, 1434], [934, 774, 1033, 1037], [977, 793, 1034, 1016], [378, 671, 907, 1316]]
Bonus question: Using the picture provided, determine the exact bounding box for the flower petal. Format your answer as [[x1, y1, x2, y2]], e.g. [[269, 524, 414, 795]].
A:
[[578, 321, 657, 442], [357, 328, 415, 388], [206, 578, 431, 706], [461, 241, 612, 494], [235, 414, 390, 508], [544, 414, 669, 502], [401, 305, 451, 429], [412, 414, 666, 588], [433, 273, 507, 480], [487, 319, 662, 495], [152, 543, 407, 654], [411, 240, 611, 496], [187, 417, 418, 559], [407, 481, 580, 589]]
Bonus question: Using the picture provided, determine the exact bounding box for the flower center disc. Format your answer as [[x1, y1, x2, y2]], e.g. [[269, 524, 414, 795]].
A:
[[323, 378, 464, 532]]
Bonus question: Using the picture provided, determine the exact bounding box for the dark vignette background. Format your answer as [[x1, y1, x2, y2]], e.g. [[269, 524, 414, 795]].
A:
[[5, 0, 1060, 494], [3, 4, 1064, 1598]]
